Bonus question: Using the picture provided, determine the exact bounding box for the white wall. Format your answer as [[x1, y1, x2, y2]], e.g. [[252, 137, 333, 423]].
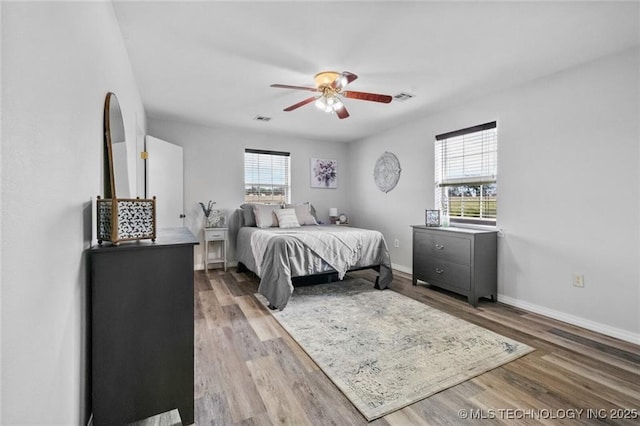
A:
[[0, 2, 4, 421], [148, 119, 351, 268], [349, 47, 640, 342], [1, 2, 145, 424]]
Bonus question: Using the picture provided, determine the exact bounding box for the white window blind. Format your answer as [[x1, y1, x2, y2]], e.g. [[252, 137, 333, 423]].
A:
[[244, 149, 290, 204], [435, 122, 497, 224]]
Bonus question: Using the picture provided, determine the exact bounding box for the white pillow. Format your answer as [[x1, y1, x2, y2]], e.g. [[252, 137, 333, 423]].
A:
[[284, 202, 318, 225], [253, 204, 281, 228], [275, 208, 301, 229]]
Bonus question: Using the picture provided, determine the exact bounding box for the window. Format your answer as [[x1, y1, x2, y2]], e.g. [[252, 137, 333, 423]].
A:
[[244, 149, 290, 204], [435, 122, 497, 226]]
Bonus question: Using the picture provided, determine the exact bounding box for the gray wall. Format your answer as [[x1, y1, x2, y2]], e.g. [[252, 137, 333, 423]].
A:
[[148, 119, 351, 268], [1, 2, 146, 424], [348, 47, 640, 342]]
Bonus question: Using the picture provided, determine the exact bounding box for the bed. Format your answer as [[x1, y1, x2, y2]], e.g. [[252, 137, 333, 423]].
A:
[[234, 204, 393, 310]]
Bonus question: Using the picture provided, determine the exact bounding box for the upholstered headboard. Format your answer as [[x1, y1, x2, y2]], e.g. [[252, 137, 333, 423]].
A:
[[235, 203, 319, 229]]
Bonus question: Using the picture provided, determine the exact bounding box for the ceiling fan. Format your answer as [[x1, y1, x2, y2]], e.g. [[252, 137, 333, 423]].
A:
[[270, 71, 392, 119]]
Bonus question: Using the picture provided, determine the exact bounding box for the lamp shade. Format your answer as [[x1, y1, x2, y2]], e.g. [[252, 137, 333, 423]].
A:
[[329, 208, 338, 217]]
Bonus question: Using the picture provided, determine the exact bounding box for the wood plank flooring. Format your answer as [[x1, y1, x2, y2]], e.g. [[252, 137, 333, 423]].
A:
[[139, 268, 640, 425]]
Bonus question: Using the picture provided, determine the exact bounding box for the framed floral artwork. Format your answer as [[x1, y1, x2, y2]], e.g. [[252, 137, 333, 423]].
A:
[[311, 158, 337, 189]]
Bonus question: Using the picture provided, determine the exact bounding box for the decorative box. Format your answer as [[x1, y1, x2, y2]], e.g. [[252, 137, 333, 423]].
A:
[[97, 196, 156, 245]]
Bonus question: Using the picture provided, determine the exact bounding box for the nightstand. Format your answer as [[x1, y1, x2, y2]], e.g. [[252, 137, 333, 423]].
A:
[[204, 227, 228, 272]]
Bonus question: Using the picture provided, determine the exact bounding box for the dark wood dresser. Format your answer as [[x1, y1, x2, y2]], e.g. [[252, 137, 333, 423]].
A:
[[90, 227, 198, 425], [412, 225, 497, 307]]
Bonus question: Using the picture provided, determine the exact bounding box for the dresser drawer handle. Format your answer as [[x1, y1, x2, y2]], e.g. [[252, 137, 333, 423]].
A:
[[435, 268, 444, 274], [435, 244, 445, 250]]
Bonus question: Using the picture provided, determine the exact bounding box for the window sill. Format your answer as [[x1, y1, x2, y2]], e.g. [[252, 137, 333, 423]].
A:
[[448, 222, 498, 232]]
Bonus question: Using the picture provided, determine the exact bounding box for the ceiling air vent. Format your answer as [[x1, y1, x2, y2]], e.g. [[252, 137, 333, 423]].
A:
[[253, 115, 272, 122], [393, 92, 415, 102]]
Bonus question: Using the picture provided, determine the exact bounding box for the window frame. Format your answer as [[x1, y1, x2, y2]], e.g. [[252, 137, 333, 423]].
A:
[[435, 121, 497, 227], [244, 148, 291, 204]]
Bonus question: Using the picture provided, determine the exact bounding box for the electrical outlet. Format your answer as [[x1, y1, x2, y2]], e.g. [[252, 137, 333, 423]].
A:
[[572, 274, 585, 288], [394, 239, 400, 248]]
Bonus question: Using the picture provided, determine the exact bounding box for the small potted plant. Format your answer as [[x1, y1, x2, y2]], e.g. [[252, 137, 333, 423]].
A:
[[199, 200, 215, 227], [199, 200, 224, 228]]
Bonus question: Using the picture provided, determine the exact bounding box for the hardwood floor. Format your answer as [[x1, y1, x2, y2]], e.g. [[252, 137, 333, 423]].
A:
[[141, 267, 640, 425]]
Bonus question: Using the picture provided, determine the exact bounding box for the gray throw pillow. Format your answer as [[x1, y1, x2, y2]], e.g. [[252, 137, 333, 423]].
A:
[[240, 203, 257, 227]]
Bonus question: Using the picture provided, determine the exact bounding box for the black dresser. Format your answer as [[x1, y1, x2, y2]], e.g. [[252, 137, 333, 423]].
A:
[[412, 225, 497, 307], [90, 227, 198, 425]]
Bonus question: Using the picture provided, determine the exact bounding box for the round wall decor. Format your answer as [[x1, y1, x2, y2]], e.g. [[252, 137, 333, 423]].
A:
[[373, 151, 401, 193]]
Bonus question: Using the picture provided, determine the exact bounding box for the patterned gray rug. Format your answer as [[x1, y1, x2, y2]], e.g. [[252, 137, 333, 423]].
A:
[[259, 278, 534, 421]]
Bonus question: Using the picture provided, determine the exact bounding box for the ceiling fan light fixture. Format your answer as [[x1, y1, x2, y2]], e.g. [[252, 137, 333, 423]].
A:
[[315, 94, 344, 113], [271, 70, 389, 119], [314, 71, 340, 88]]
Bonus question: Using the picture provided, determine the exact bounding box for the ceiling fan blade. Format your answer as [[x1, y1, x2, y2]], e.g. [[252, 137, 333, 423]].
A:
[[342, 71, 358, 85], [335, 104, 350, 120], [332, 71, 359, 90], [343, 91, 392, 103], [271, 84, 319, 92], [283, 96, 317, 112]]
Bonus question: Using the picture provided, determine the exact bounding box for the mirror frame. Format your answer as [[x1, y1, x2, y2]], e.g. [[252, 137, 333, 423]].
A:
[[103, 92, 118, 199]]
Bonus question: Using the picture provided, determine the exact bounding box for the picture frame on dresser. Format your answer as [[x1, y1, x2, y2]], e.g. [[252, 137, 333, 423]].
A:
[[425, 209, 440, 227]]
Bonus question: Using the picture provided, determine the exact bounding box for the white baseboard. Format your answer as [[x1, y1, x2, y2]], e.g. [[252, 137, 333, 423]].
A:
[[391, 263, 412, 275], [195, 261, 238, 271], [190, 260, 638, 345], [498, 294, 640, 345]]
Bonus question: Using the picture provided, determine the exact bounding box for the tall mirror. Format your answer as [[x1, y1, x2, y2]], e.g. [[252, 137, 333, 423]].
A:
[[104, 92, 130, 198], [98, 93, 155, 245]]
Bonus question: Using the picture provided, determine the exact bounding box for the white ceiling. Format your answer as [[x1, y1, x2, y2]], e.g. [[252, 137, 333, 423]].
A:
[[113, 1, 639, 143]]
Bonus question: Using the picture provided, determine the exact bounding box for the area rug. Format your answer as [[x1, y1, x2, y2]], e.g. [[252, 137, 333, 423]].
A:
[[257, 278, 534, 421]]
